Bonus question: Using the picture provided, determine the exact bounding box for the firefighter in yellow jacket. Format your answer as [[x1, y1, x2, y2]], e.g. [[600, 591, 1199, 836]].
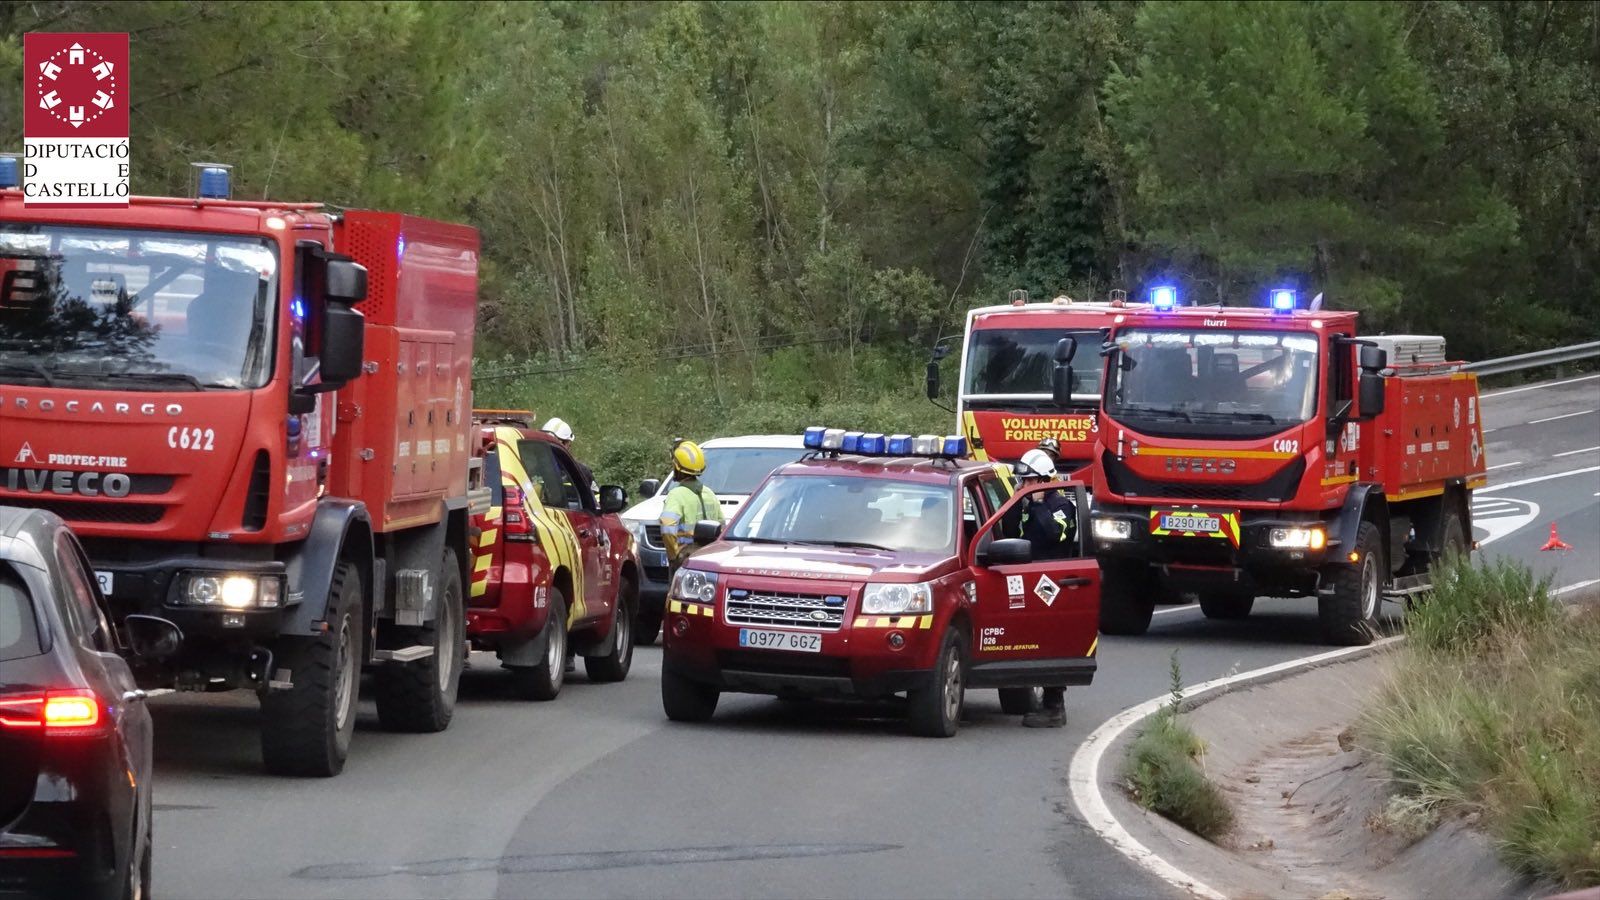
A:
[[659, 440, 723, 570]]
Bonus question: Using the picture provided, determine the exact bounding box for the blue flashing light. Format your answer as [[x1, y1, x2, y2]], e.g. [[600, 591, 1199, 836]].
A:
[[1270, 288, 1297, 312], [841, 431, 864, 453], [887, 434, 914, 455], [397, 235, 407, 261], [291, 297, 307, 322], [859, 433, 887, 455], [942, 436, 968, 457], [197, 166, 231, 200], [0, 155, 18, 190], [1150, 285, 1178, 310], [803, 426, 826, 450]]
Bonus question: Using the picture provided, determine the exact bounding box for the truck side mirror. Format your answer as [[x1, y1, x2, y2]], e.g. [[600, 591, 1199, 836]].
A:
[[1359, 371, 1386, 418], [319, 301, 366, 386], [598, 485, 627, 514], [639, 478, 661, 498], [925, 360, 942, 401], [693, 520, 723, 546], [1358, 345, 1387, 372], [1052, 336, 1078, 406], [325, 258, 368, 304]]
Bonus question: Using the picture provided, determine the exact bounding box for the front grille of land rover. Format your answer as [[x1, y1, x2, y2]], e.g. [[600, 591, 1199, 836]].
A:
[[724, 589, 845, 631]]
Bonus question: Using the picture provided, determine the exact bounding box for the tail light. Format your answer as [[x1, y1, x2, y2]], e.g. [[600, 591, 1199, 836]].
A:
[[503, 485, 539, 543], [0, 689, 105, 735]]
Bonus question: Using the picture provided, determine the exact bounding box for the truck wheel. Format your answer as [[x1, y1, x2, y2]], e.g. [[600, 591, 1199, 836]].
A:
[[908, 628, 966, 737], [260, 561, 362, 777], [510, 590, 568, 701], [1436, 504, 1468, 565], [374, 549, 465, 732], [585, 578, 636, 683], [661, 667, 719, 722], [1320, 521, 1383, 645], [1198, 591, 1254, 620], [1099, 562, 1156, 636], [998, 687, 1041, 715], [636, 611, 662, 646]]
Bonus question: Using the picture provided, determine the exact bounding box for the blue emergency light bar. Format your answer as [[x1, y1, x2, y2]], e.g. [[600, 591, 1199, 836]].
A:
[[193, 162, 232, 200], [1150, 285, 1178, 310], [1270, 288, 1297, 312], [0, 154, 18, 190], [805, 427, 968, 459]]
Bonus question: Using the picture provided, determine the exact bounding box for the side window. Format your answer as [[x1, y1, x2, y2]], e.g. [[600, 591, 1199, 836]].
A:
[[978, 474, 1009, 519], [518, 440, 566, 509], [55, 533, 114, 653], [961, 482, 986, 552], [1327, 338, 1353, 420], [549, 447, 594, 512], [483, 446, 505, 507]]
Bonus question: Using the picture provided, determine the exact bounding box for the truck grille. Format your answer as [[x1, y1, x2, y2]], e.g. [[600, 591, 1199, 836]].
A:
[[724, 589, 845, 631], [15, 499, 164, 525], [1101, 452, 1306, 504]]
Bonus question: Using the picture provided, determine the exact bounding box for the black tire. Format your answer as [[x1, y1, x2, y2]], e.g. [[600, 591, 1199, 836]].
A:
[[261, 562, 362, 777], [661, 666, 719, 722], [908, 628, 966, 737], [374, 549, 466, 732], [125, 808, 150, 900], [636, 610, 662, 646], [998, 686, 1041, 715], [585, 577, 636, 683], [1436, 504, 1469, 565], [1198, 591, 1255, 620], [510, 590, 568, 701], [1320, 520, 1384, 645], [1099, 561, 1156, 636]]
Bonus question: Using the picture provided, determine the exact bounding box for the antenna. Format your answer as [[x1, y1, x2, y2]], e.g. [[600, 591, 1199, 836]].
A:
[[1309, 292, 1325, 311]]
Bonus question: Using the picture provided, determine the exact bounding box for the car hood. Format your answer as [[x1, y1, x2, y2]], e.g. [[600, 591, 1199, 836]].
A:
[[687, 541, 951, 582], [621, 492, 751, 525]]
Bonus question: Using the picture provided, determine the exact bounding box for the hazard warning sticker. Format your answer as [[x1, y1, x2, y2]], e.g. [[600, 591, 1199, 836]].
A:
[[1007, 574, 1025, 609], [1034, 574, 1060, 607]]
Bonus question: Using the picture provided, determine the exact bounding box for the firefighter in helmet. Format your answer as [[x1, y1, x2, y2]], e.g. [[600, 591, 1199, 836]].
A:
[[1011, 447, 1076, 728], [659, 440, 723, 571]]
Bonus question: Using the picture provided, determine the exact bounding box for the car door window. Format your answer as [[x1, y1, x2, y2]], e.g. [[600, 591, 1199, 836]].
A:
[[978, 473, 1010, 520], [55, 533, 114, 653], [482, 446, 505, 507], [549, 447, 595, 512], [0, 566, 44, 661], [517, 440, 568, 509]]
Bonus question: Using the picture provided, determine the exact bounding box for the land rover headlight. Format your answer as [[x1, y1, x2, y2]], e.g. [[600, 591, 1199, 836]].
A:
[[1092, 517, 1134, 541], [178, 573, 283, 609], [670, 568, 719, 604], [1269, 526, 1326, 550], [861, 582, 934, 615]]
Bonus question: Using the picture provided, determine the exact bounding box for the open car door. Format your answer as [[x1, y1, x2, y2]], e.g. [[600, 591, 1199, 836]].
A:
[[963, 481, 1099, 689]]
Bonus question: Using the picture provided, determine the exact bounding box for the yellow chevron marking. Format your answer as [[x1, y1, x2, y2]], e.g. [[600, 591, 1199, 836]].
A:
[[1319, 475, 1357, 487], [477, 528, 498, 547], [474, 553, 493, 573], [1087, 637, 1099, 657], [919, 615, 932, 629], [470, 580, 487, 597], [669, 600, 683, 614], [963, 410, 989, 462], [699, 605, 714, 617]]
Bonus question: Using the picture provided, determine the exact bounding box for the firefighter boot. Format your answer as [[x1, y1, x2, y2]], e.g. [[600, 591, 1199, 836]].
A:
[[1022, 688, 1066, 728]]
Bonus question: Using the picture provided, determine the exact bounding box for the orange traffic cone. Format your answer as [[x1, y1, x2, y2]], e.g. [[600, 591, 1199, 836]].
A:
[[1539, 523, 1573, 552]]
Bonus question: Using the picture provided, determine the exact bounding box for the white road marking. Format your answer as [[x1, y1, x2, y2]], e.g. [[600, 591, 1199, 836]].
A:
[[1483, 373, 1600, 398], [1553, 445, 1600, 458], [1479, 465, 1600, 493], [1557, 579, 1600, 596], [1472, 498, 1539, 544], [1529, 409, 1595, 425], [1071, 508, 1549, 898], [1485, 461, 1522, 471]]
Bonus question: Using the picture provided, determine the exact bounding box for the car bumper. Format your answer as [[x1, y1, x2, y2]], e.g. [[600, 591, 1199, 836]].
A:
[[1093, 503, 1336, 568], [90, 555, 288, 641], [0, 769, 129, 900], [637, 545, 670, 614], [466, 544, 551, 645]]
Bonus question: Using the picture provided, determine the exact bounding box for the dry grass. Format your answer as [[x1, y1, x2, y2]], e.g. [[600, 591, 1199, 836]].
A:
[[1362, 556, 1600, 888], [1123, 652, 1235, 841]]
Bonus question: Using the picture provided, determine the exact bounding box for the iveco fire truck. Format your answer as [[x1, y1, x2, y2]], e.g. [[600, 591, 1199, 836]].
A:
[[1078, 286, 1486, 644], [931, 291, 1138, 476], [0, 165, 482, 775]]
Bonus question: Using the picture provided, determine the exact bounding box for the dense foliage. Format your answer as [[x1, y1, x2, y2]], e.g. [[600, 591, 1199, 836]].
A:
[[3, 1, 1595, 484]]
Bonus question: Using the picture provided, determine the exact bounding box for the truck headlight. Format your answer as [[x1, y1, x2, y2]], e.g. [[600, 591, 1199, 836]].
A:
[[179, 573, 283, 609], [670, 568, 719, 604], [1092, 517, 1134, 541], [1269, 526, 1327, 550], [861, 582, 934, 615]]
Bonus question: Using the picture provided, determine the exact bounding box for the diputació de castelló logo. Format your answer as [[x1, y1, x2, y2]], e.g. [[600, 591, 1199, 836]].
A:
[[23, 32, 130, 206]]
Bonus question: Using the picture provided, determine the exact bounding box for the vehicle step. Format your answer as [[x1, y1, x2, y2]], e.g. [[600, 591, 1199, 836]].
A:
[[1384, 573, 1432, 599], [375, 645, 435, 663]]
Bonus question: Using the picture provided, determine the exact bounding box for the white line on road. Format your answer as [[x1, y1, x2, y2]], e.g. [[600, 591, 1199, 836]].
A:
[[1484, 373, 1600, 398], [1480, 465, 1600, 493], [1485, 461, 1522, 471], [1529, 409, 1596, 425], [1152, 604, 1198, 617], [1553, 446, 1600, 458]]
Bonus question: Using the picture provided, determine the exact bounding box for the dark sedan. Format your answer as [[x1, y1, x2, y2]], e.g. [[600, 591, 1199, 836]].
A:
[[0, 506, 180, 900]]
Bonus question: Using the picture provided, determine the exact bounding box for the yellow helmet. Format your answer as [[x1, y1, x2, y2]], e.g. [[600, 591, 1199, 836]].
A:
[[672, 440, 707, 476]]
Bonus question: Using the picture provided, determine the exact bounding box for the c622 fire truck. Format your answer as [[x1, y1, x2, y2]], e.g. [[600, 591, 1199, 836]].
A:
[[660, 428, 1101, 737], [1080, 286, 1487, 644], [0, 165, 483, 776], [930, 291, 1138, 477]]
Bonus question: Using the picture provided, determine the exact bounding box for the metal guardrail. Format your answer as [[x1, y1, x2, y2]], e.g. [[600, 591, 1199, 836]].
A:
[[1465, 340, 1600, 377]]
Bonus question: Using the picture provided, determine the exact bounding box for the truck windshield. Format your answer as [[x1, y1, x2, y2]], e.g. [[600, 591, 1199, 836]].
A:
[[1105, 328, 1320, 435], [0, 224, 278, 390], [963, 327, 1102, 400], [730, 474, 954, 554]]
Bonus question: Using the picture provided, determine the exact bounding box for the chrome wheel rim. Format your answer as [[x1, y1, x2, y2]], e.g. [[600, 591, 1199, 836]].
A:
[[334, 616, 355, 731], [1361, 554, 1379, 620], [616, 610, 630, 662], [437, 599, 456, 693], [942, 647, 962, 724], [546, 617, 565, 683]]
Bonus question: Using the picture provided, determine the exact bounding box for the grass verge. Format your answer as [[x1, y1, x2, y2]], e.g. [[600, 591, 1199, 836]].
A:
[[1362, 555, 1599, 889], [1122, 652, 1234, 840]]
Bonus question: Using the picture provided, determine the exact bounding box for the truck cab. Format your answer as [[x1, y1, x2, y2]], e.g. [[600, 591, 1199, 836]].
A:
[[660, 429, 1101, 737]]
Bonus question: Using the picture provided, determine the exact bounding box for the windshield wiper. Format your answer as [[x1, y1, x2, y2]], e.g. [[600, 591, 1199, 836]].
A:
[[1116, 403, 1192, 423], [819, 540, 894, 552], [96, 371, 206, 391], [0, 361, 55, 386]]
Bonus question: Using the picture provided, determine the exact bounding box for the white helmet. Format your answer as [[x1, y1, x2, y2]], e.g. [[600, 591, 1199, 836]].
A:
[[1018, 448, 1057, 481], [541, 417, 574, 443]]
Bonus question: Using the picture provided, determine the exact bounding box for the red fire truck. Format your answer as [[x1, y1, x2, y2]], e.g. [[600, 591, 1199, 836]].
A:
[[0, 166, 482, 775], [1077, 286, 1487, 644], [930, 291, 1138, 477]]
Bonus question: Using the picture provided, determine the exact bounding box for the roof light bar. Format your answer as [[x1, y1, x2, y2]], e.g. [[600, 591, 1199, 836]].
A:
[[1150, 285, 1178, 311], [803, 428, 969, 459], [1270, 288, 1297, 312]]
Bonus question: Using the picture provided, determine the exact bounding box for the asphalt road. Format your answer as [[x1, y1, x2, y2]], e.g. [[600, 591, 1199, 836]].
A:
[[148, 375, 1600, 900]]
